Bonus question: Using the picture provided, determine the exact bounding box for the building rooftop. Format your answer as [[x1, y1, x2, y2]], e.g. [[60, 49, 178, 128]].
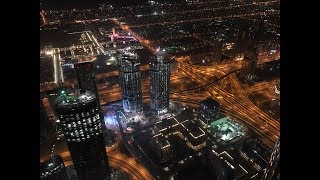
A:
[[54, 91, 96, 107], [242, 137, 272, 162], [153, 134, 171, 149], [120, 51, 141, 71], [183, 121, 205, 139], [154, 117, 179, 133], [209, 116, 245, 142], [40, 155, 65, 176], [175, 115, 190, 124]]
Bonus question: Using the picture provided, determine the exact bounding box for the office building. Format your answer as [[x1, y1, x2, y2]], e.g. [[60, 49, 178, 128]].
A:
[[74, 62, 108, 139], [197, 98, 220, 125], [46, 88, 69, 137], [262, 139, 280, 180], [119, 51, 143, 113], [233, 24, 251, 59], [242, 21, 266, 81], [40, 155, 70, 180], [240, 137, 272, 171], [208, 151, 235, 180], [74, 62, 99, 97], [242, 40, 259, 81], [150, 53, 171, 114], [54, 91, 111, 180], [253, 21, 265, 53], [151, 134, 174, 163], [183, 120, 207, 150]]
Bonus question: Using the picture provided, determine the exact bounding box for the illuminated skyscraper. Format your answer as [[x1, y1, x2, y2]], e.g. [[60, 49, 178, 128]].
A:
[[262, 139, 280, 180], [74, 62, 107, 139], [242, 41, 259, 80], [74, 62, 99, 99], [197, 98, 220, 125], [208, 151, 235, 180], [242, 21, 266, 81], [119, 51, 142, 113], [234, 24, 250, 60], [40, 155, 70, 180], [149, 53, 171, 114], [253, 21, 265, 49], [54, 91, 111, 180]]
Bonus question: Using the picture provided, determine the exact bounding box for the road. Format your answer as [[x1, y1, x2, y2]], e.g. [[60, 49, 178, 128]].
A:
[[243, 79, 280, 94], [111, 18, 157, 54], [40, 64, 150, 92], [40, 11, 46, 26], [98, 71, 197, 105], [60, 149, 152, 180], [84, 31, 105, 54], [41, 132, 153, 180], [178, 62, 279, 145], [52, 48, 64, 84]]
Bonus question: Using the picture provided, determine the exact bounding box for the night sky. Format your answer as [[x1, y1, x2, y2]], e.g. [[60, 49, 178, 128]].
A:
[[41, 0, 188, 9]]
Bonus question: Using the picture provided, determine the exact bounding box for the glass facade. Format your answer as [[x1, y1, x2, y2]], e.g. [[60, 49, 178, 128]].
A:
[[149, 54, 171, 114], [54, 91, 111, 180], [119, 52, 142, 113]]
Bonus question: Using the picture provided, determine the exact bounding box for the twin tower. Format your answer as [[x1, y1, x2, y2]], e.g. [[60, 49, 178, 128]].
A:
[[52, 51, 171, 180], [119, 51, 171, 114]]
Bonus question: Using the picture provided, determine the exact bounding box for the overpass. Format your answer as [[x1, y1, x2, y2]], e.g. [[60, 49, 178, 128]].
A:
[[178, 61, 279, 145]]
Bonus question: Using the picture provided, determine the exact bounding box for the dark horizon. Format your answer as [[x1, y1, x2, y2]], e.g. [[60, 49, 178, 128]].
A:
[[40, 0, 280, 179], [41, 0, 188, 9]]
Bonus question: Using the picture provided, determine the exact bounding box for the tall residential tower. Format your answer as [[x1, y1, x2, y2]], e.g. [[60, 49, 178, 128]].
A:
[[74, 62, 99, 99], [74, 61, 108, 139], [54, 91, 111, 180], [233, 24, 250, 60], [119, 51, 142, 113], [149, 53, 171, 114]]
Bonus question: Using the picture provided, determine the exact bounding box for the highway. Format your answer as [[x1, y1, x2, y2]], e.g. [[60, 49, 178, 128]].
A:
[[98, 71, 196, 105], [243, 79, 280, 94], [40, 11, 46, 26], [40, 64, 150, 92], [60, 149, 152, 180], [84, 31, 105, 54], [52, 48, 64, 84], [178, 62, 279, 145], [111, 18, 157, 54]]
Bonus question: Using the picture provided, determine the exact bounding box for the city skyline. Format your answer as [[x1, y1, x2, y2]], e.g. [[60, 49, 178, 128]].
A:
[[40, 0, 280, 179]]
